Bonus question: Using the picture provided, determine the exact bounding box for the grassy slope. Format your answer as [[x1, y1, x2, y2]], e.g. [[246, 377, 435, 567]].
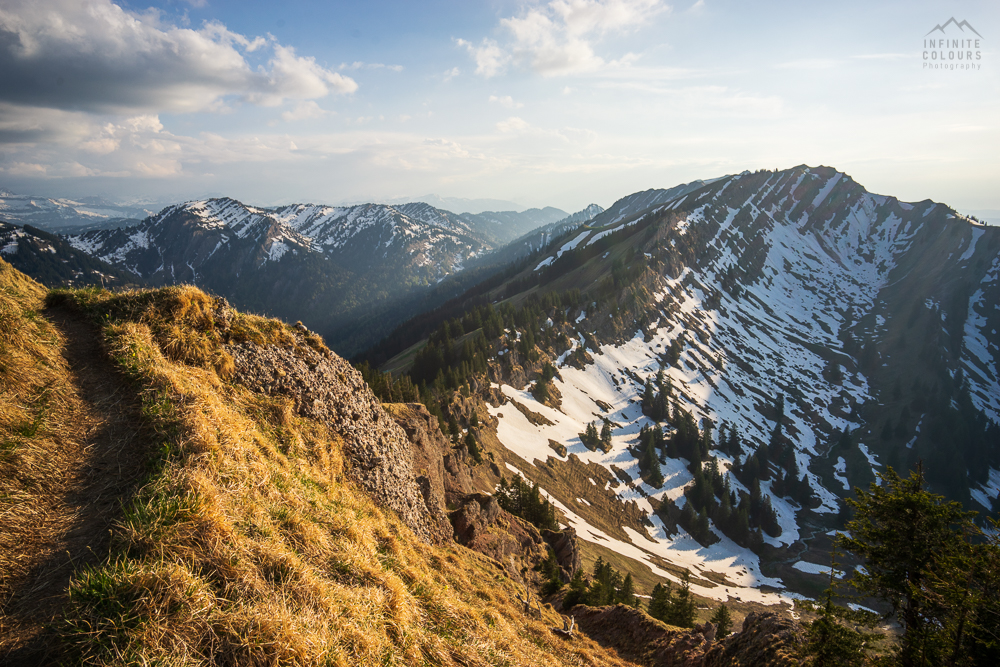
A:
[[0, 260, 637, 666], [0, 259, 74, 589]]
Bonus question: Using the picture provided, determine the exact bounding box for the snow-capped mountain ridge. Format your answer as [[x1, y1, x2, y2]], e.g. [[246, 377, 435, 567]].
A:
[[61, 196, 593, 355], [455, 165, 999, 605]]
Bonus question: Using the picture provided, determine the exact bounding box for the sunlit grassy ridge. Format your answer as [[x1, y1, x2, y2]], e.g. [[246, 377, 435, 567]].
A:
[[8, 278, 636, 666], [0, 260, 78, 587]]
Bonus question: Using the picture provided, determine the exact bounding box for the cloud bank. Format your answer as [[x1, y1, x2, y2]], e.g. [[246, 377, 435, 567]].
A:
[[0, 0, 356, 117], [459, 0, 668, 77]]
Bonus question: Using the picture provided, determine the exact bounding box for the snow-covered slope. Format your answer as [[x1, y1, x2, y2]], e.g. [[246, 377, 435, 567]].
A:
[[69, 198, 568, 283], [471, 166, 1000, 602], [0, 220, 141, 288], [587, 178, 721, 229]]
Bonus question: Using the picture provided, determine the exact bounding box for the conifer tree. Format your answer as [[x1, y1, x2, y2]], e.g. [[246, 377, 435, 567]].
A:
[[648, 582, 672, 621], [600, 420, 613, 452], [696, 509, 711, 543], [666, 571, 697, 628], [464, 431, 482, 464], [620, 573, 638, 607], [839, 464, 984, 667], [564, 569, 588, 608], [643, 379, 655, 413], [803, 587, 872, 666], [709, 603, 733, 637]]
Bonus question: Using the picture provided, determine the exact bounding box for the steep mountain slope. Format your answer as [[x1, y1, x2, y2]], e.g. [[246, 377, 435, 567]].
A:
[[64, 199, 580, 355], [585, 179, 722, 229], [481, 177, 715, 274], [367, 194, 527, 215], [0, 221, 144, 288], [371, 165, 1000, 605], [0, 260, 640, 666]]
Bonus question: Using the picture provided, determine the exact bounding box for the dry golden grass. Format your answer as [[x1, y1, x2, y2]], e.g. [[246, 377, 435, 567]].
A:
[[38, 283, 639, 666], [0, 259, 81, 590]]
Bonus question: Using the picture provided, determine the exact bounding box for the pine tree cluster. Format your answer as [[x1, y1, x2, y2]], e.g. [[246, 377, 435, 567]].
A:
[[563, 557, 639, 608], [494, 475, 558, 531], [837, 465, 1000, 666], [579, 420, 612, 453], [647, 570, 697, 628]]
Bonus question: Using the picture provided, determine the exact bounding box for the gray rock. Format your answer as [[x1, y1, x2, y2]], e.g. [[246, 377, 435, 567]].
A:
[[225, 334, 448, 544]]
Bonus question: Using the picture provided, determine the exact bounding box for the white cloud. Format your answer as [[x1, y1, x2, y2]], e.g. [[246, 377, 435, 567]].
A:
[[774, 58, 842, 70], [0, 0, 357, 116], [456, 38, 511, 78], [281, 101, 328, 122], [496, 116, 530, 132], [339, 61, 404, 72], [443, 66, 461, 82], [252, 45, 357, 107], [489, 95, 524, 109], [596, 80, 784, 117], [461, 0, 667, 77], [851, 53, 912, 61]]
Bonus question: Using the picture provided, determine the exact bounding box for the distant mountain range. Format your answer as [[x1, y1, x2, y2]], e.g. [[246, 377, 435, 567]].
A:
[[0, 221, 143, 289], [369, 194, 529, 214], [0, 193, 597, 355], [0, 190, 156, 234]]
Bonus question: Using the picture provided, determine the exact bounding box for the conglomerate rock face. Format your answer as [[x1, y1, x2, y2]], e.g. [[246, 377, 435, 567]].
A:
[[570, 604, 715, 667], [540, 527, 582, 582], [225, 333, 450, 544], [449, 493, 550, 580], [389, 402, 474, 504], [702, 612, 805, 667], [569, 606, 805, 667]]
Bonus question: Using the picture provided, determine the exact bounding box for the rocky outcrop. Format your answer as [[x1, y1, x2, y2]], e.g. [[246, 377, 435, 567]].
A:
[[567, 606, 804, 667], [541, 527, 582, 581], [570, 604, 716, 667], [387, 402, 474, 507], [225, 333, 450, 544], [449, 494, 549, 580], [702, 612, 805, 667]]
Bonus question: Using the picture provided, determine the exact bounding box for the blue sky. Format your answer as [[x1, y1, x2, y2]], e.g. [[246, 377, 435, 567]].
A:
[[0, 0, 997, 214]]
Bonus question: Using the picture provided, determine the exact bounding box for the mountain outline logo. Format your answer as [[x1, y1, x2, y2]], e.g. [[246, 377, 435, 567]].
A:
[[926, 17, 982, 38]]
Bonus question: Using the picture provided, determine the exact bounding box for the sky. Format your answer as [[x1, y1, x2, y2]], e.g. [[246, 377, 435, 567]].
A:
[[0, 0, 998, 214]]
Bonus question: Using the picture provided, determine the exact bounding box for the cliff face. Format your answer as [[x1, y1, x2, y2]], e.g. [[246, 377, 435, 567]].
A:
[[387, 402, 475, 501], [571, 604, 716, 667], [225, 332, 451, 544]]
